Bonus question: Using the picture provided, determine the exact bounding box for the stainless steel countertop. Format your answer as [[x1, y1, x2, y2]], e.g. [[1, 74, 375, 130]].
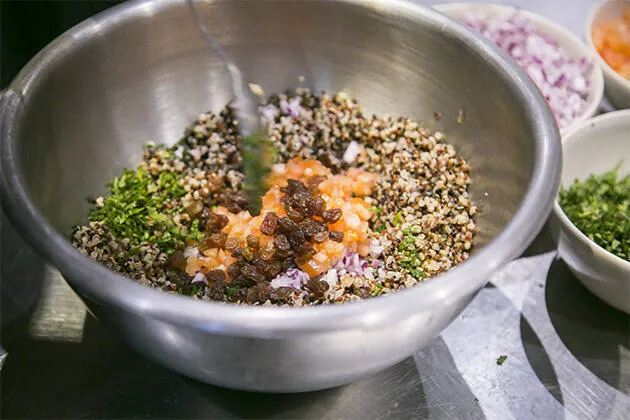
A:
[[1, 0, 628, 418]]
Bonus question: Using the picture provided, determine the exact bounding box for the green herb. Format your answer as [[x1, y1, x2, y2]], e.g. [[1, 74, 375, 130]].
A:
[[369, 206, 383, 214], [186, 285, 204, 296], [496, 355, 507, 366], [374, 224, 386, 233], [88, 167, 196, 253], [559, 164, 630, 262], [242, 129, 277, 215], [392, 212, 404, 226], [371, 283, 384, 296], [226, 286, 238, 298], [395, 228, 424, 279]]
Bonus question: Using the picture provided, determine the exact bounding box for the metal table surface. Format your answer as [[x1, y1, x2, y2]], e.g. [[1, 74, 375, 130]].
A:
[[1, 0, 629, 418]]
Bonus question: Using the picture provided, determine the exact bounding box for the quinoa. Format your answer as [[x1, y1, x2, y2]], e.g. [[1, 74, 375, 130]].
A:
[[72, 89, 477, 307]]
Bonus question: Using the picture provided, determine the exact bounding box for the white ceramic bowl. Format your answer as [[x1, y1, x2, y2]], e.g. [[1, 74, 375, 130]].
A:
[[550, 110, 630, 314], [435, 2, 604, 134], [586, 0, 630, 110]]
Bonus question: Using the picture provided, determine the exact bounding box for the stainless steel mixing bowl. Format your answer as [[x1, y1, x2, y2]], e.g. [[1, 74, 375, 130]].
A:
[[0, 0, 561, 392]]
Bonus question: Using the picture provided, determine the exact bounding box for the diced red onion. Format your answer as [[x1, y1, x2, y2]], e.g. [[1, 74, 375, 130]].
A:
[[279, 97, 302, 118], [321, 269, 339, 288], [191, 271, 208, 285], [343, 141, 361, 163], [369, 239, 384, 258], [183, 246, 199, 258], [270, 268, 310, 289], [260, 104, 280, 125], [460, 12, 592, 129], [270, 252, 384, 291]]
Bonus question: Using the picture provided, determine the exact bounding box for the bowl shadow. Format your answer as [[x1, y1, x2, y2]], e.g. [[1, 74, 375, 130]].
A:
[[519, 314, 565, 405], [1, 210, 47, 340], [545, 257, 629, 395], [185, 355, 430, 419]]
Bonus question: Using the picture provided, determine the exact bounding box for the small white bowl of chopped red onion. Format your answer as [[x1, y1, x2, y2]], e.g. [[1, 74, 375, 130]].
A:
[[435, 2, 604, 133], [550, 110, 630, 314]]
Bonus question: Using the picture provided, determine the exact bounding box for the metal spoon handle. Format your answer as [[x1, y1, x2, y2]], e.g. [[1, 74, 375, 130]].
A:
[[186, 0, 260, 136]]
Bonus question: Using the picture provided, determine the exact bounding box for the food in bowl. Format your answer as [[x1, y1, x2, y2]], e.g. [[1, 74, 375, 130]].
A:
[[559, 163, 630, 262], [72, 89, 478, 306], [592, 7, 630, 80], [458, 12, 593, 129]]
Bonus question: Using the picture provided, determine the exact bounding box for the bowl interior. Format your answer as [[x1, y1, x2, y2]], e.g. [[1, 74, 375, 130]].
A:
[[9, 0, 544, 261], [561, 113, 630, 188]]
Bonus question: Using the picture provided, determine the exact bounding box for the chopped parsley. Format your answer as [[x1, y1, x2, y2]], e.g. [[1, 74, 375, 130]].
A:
[[242, 129, 277, 215], [371, 283, 384, 296], [496, 355, 508, 366], [395, 226, 424, 279], [559, 164, 630, 262], [226, 286, 239, 298], [88, 167, 197, 254], [374, 223, 386, 233], [392, 212, 404, 226]]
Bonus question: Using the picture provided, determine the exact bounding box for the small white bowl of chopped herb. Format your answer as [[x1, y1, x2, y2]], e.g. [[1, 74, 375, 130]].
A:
[[435, 2, 604, 133], [551, 110, 630, 314]]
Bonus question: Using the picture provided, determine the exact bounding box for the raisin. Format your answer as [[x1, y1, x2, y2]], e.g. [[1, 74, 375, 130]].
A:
[[311, 196, 326, 217], [306, 278, 329, 298], [280, 258, 295, 272], [227, 261, 243, 278], [281, 179, 308, 195], [322, 208, 343, 224], [204, 211, 229, 233], [252, 256, 269, 272], [206, 269, 226, 284], [185, 200, 203, 217], [200, 232, 227, 250], [329, 231, 344, 242], [287, 192, 319, 218], [299, 219, 327, 240], [277, 217, 298, 234], [313, 231, 329, 243], [287, 230, 306, 249], [274, 234, 291, 251], [225, 237, 240, 251], [230, 288, 248, 303], [269, 286, 294, 303], [246, 235, 260, 250], [241, 247, 254, 262], [260, 212, 279, 236], [266, 261, 283, 278], [207, 282, 226, 300], [274, 249, 293, 259], [241, 264, 266, 283], [166, 269, 191, 292], [246, 283, 272, 304], [219, 190, 249, 214], [318, 151, 340, 169], [294, 244, 316, 266], [207, 174, 224, 192], [259, 245, 276, 261], [285, 204, 305, 222], [166, 250, 186, 269]]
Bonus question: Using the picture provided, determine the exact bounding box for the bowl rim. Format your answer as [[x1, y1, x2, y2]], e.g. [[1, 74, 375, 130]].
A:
[[434, 1, 605, 133], [0, 0, 562, 337], [584, 0, 630, 93], [552, 109, 630, 271]]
